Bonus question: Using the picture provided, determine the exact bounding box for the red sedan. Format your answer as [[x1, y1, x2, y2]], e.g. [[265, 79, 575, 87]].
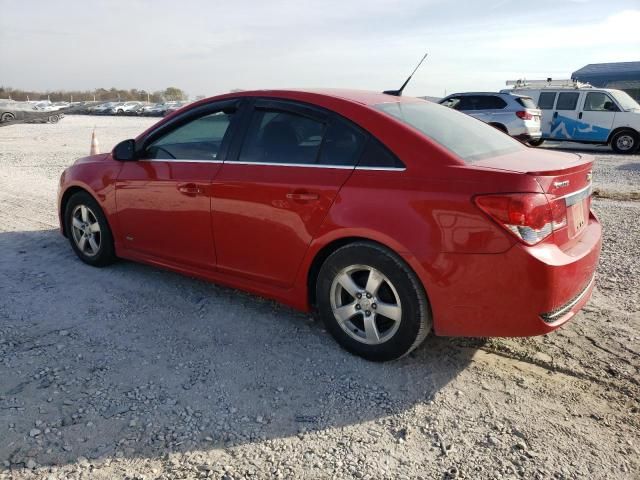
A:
[[58, 89, 601, 361]]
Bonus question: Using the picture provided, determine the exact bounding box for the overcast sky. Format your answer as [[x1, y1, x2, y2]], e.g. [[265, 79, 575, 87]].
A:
[[1, 0, 639, 97]]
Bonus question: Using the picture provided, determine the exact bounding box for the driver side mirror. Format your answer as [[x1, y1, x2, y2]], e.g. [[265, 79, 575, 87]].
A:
[[112, 139, 137, 161], [603, 101, 618, 112]]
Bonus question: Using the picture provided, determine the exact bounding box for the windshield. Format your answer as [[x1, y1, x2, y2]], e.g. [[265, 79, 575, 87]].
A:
[[609, 90, 640, 111], [375, 101, 524, 163]]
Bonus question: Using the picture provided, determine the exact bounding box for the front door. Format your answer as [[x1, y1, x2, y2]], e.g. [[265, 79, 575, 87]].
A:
[[115, 101, 239, 269], [574, 91, 617, 142], [212, 100, 365, 287]]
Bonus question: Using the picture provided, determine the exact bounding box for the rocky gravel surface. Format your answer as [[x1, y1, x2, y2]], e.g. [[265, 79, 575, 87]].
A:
[[0, 116, 639, 479]]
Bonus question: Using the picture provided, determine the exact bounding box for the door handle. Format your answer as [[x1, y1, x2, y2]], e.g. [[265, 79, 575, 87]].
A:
[[178, 183, 202, 196], [286, 191, 319, 202], [578, 112, 583, 119]]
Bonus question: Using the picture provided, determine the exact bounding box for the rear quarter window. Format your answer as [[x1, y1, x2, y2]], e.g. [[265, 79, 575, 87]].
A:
[[515, 96, 537, 109]]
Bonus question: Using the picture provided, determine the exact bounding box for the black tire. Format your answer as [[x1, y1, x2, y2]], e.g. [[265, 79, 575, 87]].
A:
[[316, 242, 432, 361], [610, 129, 639, 154], [527, 138, 544, 147], [1, 112, 15, 123], [48, 114, 60, 123], [64, 191, 117, 267]]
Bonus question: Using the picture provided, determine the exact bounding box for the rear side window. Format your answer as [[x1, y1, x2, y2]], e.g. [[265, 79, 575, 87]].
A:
[[318, 118, 366, 166], [439, 96, 462, 109], [515, 96, 536, 109], [537, 92, 556, 110], [556, 92, 580, 110], [477, 96, 507, 110], [239, 109, 325, 164], [357, 137, 405, 169], [376, 101, 523, 163]]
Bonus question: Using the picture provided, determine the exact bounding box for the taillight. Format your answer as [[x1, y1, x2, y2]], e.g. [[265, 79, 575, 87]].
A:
[[475, 193, 567, 245], [515, 110, 533, 120]]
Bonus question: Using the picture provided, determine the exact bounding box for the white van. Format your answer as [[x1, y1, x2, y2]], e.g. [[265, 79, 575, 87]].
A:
[[502, 80, 640, 154]]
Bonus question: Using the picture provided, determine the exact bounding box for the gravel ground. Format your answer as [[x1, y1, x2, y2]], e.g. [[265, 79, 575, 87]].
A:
[[0, 116, 638, 480]]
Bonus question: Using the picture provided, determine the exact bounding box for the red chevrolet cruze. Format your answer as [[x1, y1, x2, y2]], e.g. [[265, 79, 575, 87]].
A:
[[58, 90, 602, 361]]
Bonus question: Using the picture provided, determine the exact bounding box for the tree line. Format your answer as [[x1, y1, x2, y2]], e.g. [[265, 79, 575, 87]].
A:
[[0, 86, 188, 103]]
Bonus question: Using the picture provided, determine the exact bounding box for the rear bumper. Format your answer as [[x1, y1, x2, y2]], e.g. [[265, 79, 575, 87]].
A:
[[427, 212, 602, 337]]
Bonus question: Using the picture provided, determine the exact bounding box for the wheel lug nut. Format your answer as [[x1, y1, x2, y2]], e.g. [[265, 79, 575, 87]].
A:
[[366, 293, 372, 299], [372, 303, 377, 309], [355, 304, 361, 310], [356, 293, 362, 299], [365, 311, 371, 316]]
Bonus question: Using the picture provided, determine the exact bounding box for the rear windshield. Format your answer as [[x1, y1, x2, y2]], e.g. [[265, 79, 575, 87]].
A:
[[375, 101, 523, 163], [515, 96, 537, 109]]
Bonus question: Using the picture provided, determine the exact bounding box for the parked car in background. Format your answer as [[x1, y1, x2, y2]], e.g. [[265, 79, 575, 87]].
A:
[[163, 101, 190, 116], [58, 89, 601, 361], [90, 102, 118, 115], [504, 80, 640, 153], [109, 101, 143, 115], [141, 103, 175, 116], [439, 92, 542, 144]]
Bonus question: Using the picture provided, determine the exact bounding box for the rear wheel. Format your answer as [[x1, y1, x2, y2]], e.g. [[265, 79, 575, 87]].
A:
[[610, 129, 639, 154], [527, 138, 544, 147], [64, 191, 116, 267], [316, 242, 431, 361], [1, 112, 15, 123]]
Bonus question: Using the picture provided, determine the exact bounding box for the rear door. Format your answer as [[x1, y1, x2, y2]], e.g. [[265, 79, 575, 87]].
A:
[[574, 91, 617, 142], [211, 99, 366, 287], [537, 91, 557, 137], [115, 100, 240, 269], [549, 91, 582, 140]]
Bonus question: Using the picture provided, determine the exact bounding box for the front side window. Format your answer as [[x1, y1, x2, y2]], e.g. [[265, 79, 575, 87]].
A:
[[556, 92, 580, 110], [375, 101, 523, 163], [584, 92, 618, 112], [146, 110, 235, 160], [239, 109, 325, 164]]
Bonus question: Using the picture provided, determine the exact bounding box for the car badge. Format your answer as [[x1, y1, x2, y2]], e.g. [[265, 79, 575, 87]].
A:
[[553, 180, 570, 188], [586, 171, 592, 182]]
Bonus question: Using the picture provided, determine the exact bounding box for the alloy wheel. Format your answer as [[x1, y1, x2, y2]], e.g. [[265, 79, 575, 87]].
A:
[[330, 264, 402, 345], [71, 204, 102, 257]]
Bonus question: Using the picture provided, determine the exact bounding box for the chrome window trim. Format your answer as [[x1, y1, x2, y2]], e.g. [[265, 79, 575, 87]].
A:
[[229, 161, 353, 169], [136, 159, 406, 171], [355, 166, 406, 172], [139, 158, 224, 164]]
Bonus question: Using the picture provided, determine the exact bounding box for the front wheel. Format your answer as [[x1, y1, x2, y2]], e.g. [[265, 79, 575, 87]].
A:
[[527, 138, 544, 147], [610, 130, 639, 154], [316, 242, 432, 361], [64, 191, 117, 267]]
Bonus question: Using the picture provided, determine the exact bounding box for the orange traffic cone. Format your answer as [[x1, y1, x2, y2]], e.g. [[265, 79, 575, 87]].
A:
[[90, 128, 100, 155]]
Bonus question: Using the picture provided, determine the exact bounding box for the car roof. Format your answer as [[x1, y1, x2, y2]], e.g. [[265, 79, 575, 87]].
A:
[[207, 89, 424, 107], [444, 91, 529, 98]]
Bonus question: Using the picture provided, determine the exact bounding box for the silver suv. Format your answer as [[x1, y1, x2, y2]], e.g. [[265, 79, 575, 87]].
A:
[[439, 92, 542, 144]]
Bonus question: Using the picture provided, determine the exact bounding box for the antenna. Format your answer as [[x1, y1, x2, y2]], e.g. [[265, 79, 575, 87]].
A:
[[383, 52, 428, 97]]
